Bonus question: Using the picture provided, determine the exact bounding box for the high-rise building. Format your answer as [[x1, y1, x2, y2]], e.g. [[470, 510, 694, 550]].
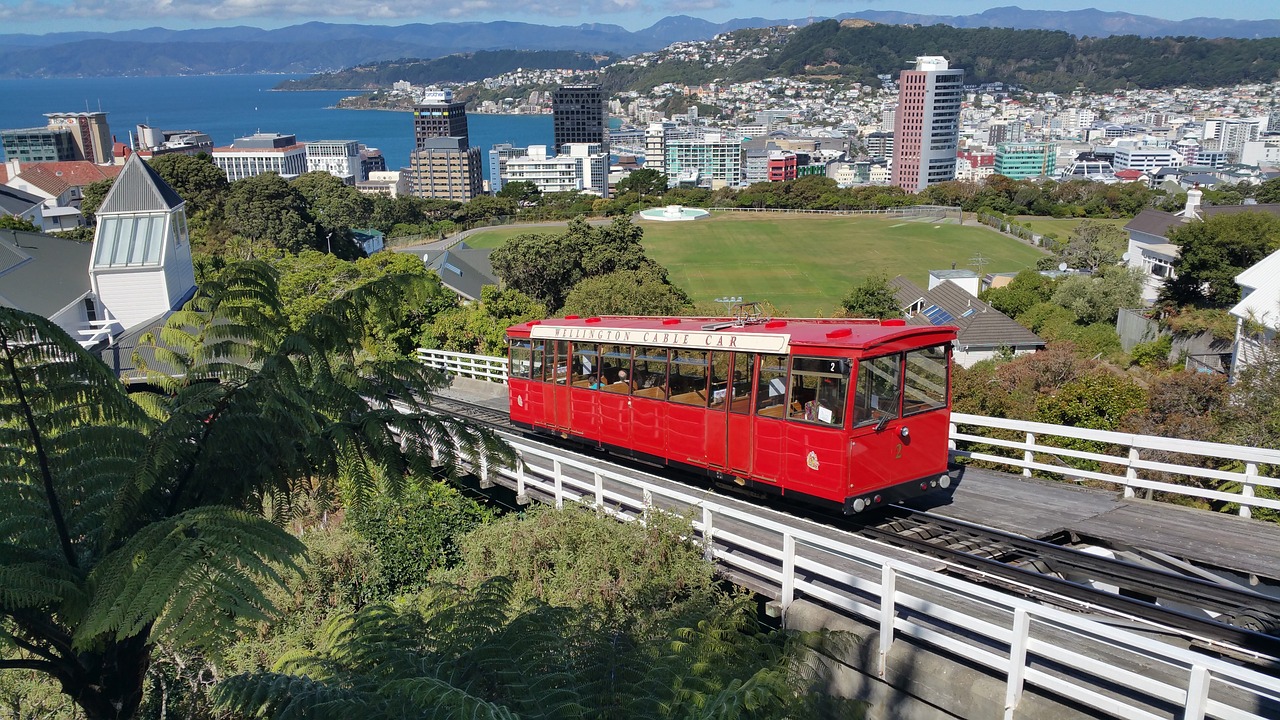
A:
[[645, 122, 671, 174], [413, 89, 469, 149], [1, 127, 78, 162], [553, 85, 607, 154], [993, 142, 1055, 180], [891, 56, 964, 193], [863, 131, 894, 159], [45, 112, 112, 165], [407, 137, 483, 202]]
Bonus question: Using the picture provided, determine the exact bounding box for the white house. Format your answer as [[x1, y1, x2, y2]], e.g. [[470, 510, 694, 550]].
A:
[[1229, 248, 1280, 376], [89, 153, 196, 333]]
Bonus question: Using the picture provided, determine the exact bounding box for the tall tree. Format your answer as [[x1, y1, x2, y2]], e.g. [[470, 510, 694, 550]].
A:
[[1057, 220, 1127, 271], [562, 269, 693, 317], [0, 262, 508, 719], [80, 178, 114, 224], [223, 173, 319, 256], [1162, 212, 1280, 307], [839, 274, 902, 319], [148, 153, 229, 217], [614, 168, 668, 198]]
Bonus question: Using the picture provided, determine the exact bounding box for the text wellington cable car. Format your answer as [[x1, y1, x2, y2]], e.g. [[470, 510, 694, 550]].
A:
[[506, 316, 958, 514]]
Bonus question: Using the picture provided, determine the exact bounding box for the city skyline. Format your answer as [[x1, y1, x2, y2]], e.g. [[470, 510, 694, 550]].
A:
[[0, 2, 1275, 35]]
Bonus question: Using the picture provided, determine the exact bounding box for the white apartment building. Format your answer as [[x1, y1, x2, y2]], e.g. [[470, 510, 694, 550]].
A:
[[665, 133, 744, 188], [503, 144, 609, 197], [356, 170, 408, 197], [1112, 144, 1185, 173], [305, 140, 363, 184], [1241, 137, 1280, 167], [212, 132, 307, 182]]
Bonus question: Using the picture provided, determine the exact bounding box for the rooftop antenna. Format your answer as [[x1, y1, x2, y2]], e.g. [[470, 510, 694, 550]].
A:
[[968, 252, 990, 275]]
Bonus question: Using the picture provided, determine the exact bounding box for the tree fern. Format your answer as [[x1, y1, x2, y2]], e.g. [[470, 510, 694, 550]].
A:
[[1, 260, 510, 719]]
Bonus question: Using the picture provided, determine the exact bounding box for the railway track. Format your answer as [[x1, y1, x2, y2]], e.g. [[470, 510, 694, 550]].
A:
[[429, 395, 1280, 666]]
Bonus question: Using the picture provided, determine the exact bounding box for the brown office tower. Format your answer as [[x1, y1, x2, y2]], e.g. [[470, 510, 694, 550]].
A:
[[413, 89, 469, 149], [891, 57, 964, 193], [407, 137, 483, 201], [553, 84, 607, 155]]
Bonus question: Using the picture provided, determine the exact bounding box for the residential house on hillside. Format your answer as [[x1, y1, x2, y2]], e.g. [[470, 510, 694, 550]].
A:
[[1124, 188, 1280, 303], [890, 275, 1045, 367], [1229, 248, 1280, 376], [3, 159, 122, 229], [0, 227, 101, 343], [0, 185, 44, 229], [424, 241, 498, 303], [2, 153, 197, 383]]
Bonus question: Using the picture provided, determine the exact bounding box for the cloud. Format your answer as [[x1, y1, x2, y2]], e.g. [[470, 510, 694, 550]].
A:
[[0, 0, 651, 22]]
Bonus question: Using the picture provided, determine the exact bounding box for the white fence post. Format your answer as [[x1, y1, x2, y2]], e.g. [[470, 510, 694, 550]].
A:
[[593, 471, 604, 509], [878, 564, 897, 679], [515, 456, 528, 504], [701, 506, 714, 562], [1125, 446, 1140, 499], [1023, 432, 1035, 477], [1004, 608, 1030, 719], [552, 459, 563, 509], [1183, 665, 1211, 720], [780, 533, 796, 617], [1242, 463, 1257, 518]]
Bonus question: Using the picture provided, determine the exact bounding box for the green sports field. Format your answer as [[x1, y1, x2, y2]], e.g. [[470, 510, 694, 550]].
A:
[[1012, 216, 1130, 240], [466, 212, 1048, 316]]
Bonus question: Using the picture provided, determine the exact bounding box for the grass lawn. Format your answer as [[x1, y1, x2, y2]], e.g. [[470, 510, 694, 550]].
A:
[[466, 212, 1048, 316], [1013, 216, 1130, 241]]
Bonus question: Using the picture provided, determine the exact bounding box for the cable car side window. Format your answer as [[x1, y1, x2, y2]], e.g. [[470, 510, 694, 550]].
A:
[[551, 340, 569, 385], [572, 342, 599, 388], [670, 349, 709, 406], [729, 353, 755, 414], [531, 340, 547, 383], [903, 345, 949, 415], [631, 346, 669, 399], [599, 344, 632, 394], [509, 338, 532, 380], [788, 356, 849, 427], [852, 354, 901, 428], [755, 354, 789, 418]]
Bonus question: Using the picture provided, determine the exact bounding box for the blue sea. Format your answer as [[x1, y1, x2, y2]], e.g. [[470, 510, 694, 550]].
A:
[[0, 74, 552, 178]]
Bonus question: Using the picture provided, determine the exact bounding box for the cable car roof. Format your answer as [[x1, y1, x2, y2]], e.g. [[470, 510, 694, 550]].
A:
[[509, 316, 957, 353]]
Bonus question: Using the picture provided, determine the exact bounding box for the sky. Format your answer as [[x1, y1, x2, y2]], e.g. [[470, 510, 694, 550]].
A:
[[0, 1, 1275, 35]]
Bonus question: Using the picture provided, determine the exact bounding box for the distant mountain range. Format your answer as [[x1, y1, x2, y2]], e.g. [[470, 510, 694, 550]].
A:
[[1, 7, 1278, 78]]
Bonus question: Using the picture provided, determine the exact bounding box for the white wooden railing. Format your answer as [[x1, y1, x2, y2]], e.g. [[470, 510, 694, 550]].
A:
[[495, 439, 1280, 719], [418, 348, 1280, 518]]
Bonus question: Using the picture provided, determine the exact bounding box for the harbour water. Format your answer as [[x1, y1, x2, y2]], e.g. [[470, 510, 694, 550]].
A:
[[0, 75, 552, 178]]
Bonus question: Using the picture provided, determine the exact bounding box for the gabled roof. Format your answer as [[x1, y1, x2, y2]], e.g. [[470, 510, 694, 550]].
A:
[[1230, 248, 1280, 330], [892, 277, 1044, 350], [1125, 204, 1280, 241], [10, 162, 121, 197], [426, 243, 496, 302], [0, 228, 92, 317], [97, 154, 184, 214], [0, 184, 43, 216]]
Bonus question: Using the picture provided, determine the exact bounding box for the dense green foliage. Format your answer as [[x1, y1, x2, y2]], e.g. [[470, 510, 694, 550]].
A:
[[839, 274, 902, 319], [723, 21, 1280, 92], [489, 216, 684, 312], [1162, 212, 1280, 308], [0, 262, 509, 719], [0, 215, 39, 232], [561, 268, 695, 317], [424, 285, 547, 356], [216, 506, 863, 719]]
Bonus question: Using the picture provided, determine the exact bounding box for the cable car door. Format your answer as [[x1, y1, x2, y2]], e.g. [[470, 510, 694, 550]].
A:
[[548, 340, 571, 431], [724, 353, 755, 477], [847, 353, 907, 495]]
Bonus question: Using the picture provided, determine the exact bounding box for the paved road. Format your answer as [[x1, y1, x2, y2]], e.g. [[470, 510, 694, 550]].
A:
[[392, 218, 615, 258]]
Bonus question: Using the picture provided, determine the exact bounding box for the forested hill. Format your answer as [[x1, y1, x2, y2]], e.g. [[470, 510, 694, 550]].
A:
[[278, 51, 617, 90], [720, 21, 1280, 92]]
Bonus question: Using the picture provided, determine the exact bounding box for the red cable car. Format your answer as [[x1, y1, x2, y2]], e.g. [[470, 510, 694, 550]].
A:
[[506, 315, 957, 514]]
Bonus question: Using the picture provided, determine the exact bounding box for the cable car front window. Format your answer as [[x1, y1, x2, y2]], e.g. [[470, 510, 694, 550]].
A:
[[852, 354, 901, 428], [903, 345, 949, 415]]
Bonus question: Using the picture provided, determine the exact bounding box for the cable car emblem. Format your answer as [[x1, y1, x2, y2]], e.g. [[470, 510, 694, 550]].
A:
[[807, 451, 820, 471]]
